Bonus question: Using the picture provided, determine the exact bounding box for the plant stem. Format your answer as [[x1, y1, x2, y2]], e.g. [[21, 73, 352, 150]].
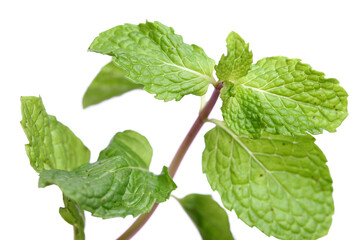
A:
[[74, 225, 85, 240], [117, 203, 159, 240], [168, 82, 223, 178], [199, 94, 206, 112], [116, 82, 223, 240]]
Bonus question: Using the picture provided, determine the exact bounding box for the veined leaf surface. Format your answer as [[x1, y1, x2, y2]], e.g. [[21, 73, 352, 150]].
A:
[[203, 121, 333, 240], [215, 31, 253, 81], [221, 57, 348, 137], [89, 21, 216, 101], [21, 96, 90, 172], [39, 131, 177, 218], [21, 96, 90, 237]]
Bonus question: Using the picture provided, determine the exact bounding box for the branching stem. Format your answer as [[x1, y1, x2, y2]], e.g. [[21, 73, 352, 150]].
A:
[[116, 82, 223, 240]]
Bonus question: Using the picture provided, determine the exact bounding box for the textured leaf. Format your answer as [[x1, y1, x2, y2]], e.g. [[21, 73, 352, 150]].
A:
[[83, 61, 143, 108], [39, 131, 177, 219], [215, 31, 253, 81], [21, 96, 90, 238], [221, 57, 348, 137], [21, 96, 90, 172], [177, 194, 234, 240], [221, 82, 265, 138], [59, 195, 85, 240], [202, 121, 333, 240], [89, 21, 216, 101]]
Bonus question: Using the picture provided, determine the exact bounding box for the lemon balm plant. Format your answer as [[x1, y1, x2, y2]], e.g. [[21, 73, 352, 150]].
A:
[[21, 21, 348, 240]]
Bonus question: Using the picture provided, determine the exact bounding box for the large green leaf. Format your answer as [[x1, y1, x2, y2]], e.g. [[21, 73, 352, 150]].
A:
[[202, 121, 333, 240], [59, 195, 85, 240], [221, 57, 348, 137], [215, 31, 253, 81], [177, 194, 234, 240], [21, 96, 90, 172], [89, 21, 216, 101], [83, 61, 143, 108], [39, 131, 177, 219]]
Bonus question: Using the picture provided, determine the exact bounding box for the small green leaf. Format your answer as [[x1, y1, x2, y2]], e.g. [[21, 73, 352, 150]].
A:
[[203, 121, 333, 240], [177, 194, 234, 240], [59, 195, 85, 240], [83, 61, 143, 108], [21, 96, 90, 172], [221, 82, 264, 138], [215, 31, 253, 81], [89, 21, 216, 101], [98, 130, 152, 168], [221, 57, 348, 137], [39, 131, 177, 219]]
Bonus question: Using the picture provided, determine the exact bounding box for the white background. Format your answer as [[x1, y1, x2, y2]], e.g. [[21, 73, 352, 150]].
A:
[[1, 0, 359, 239]]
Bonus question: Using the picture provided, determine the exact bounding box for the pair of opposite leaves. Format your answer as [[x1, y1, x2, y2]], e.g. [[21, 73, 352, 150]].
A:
[[23, 21, 348, 240], [86, 21, 347, 139]]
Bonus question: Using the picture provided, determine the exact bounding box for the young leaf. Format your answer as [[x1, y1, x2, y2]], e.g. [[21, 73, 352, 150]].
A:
[[203, 121, 333, 240], [215, 31, 253, 81], [98, 130, 152, 168], [39, 131, 177, 219], [221, 82, 265, 138], [83, 61, 143, 108], [177, 194, 234, 240], [21, 96, 90, 172], [59, 195, 85, 240], [89, 21, 216, 101], [221, 57, 348, 137]]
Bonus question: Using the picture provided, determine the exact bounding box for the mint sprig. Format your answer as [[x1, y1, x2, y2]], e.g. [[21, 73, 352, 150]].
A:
[[22, 21, 348, 240]]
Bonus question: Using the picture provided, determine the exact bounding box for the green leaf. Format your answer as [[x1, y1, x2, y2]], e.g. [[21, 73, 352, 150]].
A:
[[59, 195, 85, 240], [98, 130, 152, 168], [177, 194, 234, 240], [89, 21, 216, 101], [215, 31, 253, 81], [21, 96, 90, 238], [83, 61, 143, 108], [39, 131, 177, 219], [202, 121, 333, 240], [221, 82, 265, 138], [221, 57, 348, 137], [21, 96, 90, 172]]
